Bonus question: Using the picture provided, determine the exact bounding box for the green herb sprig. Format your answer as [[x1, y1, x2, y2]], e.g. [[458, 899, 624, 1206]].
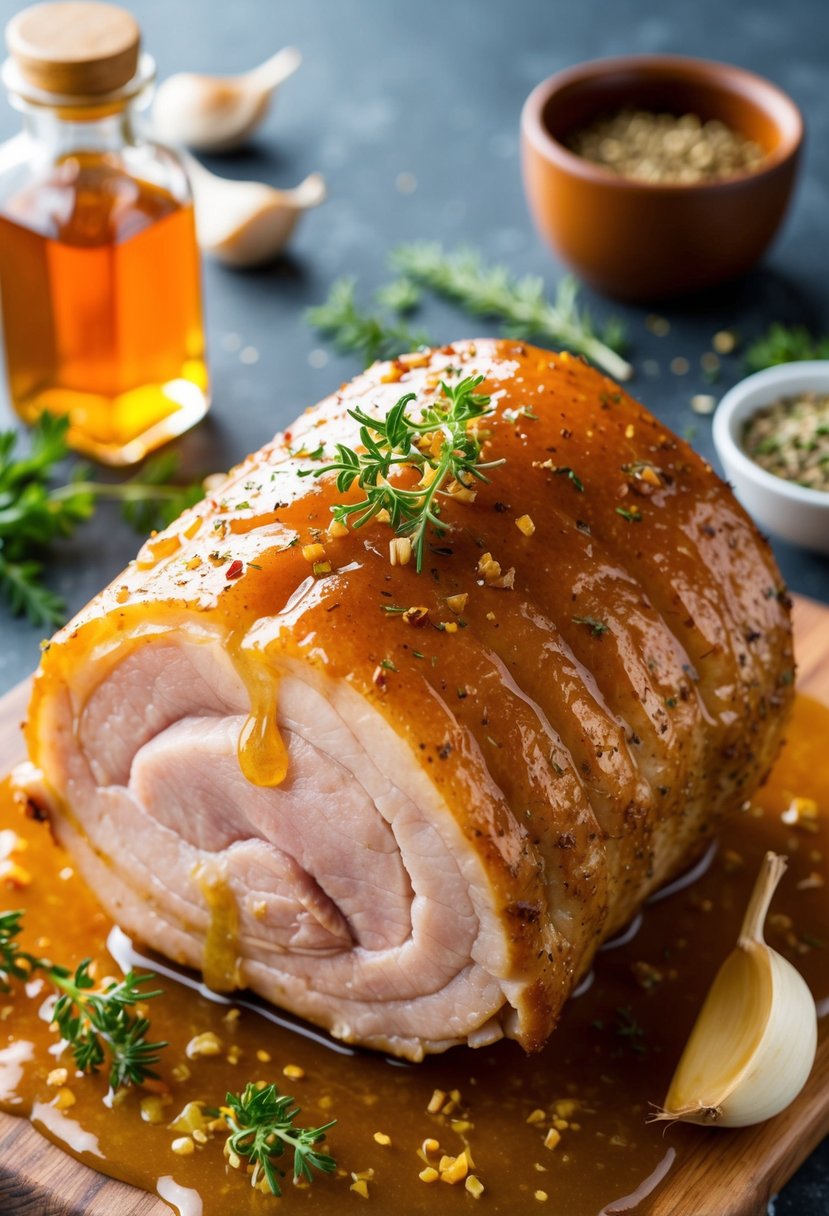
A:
[[745, 323, 829, 373], [223, 1081, 336, 1196], [299, 375, 503, 571], [0, 414, 204, 627], [0, 909, 166, 1091], [390, 242, 632, 380], [306, 277, 429, 367]]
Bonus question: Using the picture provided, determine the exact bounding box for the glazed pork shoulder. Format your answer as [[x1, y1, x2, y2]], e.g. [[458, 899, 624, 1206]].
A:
[[22, 340, 793, 1060]]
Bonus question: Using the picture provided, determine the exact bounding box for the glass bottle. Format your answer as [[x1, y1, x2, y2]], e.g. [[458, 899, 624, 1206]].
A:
[[0, 1, 209, 465]]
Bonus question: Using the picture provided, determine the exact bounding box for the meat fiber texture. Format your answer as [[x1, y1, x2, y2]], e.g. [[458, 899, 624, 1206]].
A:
[[22, 340, 794, 1060]]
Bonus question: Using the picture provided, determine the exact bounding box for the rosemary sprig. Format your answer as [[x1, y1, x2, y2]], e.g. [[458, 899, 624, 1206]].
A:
[[306, 277, 429, 366], [390, 242, 632, 380], [0, 909, 166, 1090], [0, 413, 204, 627], [223, 1081, 336, 1196], [745, 323, 829, 373], [299, 375, 502, 571]]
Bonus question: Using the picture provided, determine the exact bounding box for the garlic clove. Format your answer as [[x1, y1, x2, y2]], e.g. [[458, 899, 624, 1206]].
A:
[[184, 156, 326, 268], [657, 852, 817, 1128], [153, 48, 302, 153]]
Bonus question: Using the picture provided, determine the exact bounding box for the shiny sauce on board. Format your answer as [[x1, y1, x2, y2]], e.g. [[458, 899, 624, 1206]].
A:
[[1, 695, 828, 1216]]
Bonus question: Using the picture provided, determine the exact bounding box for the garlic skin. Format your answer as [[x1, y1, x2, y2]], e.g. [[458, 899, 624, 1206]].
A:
[[659, 852, 817, 1128]]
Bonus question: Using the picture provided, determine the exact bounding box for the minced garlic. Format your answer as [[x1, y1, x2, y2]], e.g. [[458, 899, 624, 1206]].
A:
[[185, 1031, 223, 1059], [389, 537, 413, 566]]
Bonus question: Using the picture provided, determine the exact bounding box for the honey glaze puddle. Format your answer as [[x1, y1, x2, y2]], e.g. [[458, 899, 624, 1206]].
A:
[[0, 695, 828, 1215]]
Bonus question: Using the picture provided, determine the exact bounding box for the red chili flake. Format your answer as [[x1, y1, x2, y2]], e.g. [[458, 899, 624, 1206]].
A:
[[225, 559, 244, 580]]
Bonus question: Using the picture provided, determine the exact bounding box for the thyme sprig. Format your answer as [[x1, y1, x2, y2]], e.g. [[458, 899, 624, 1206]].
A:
[[223, 1081, 336, 1196], [0, 909, 166, 1090], [0, 413, 204, 627], [390, 242, 632, 380], [300, 375, 503, 571], [306, 277, 429, 366]]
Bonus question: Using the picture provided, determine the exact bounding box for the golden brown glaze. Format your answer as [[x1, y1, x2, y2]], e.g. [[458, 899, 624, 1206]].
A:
[[24, 340, 794, 1053]]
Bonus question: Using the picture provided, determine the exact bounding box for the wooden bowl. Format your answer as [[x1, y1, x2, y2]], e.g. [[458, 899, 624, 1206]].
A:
[[520, 55, 804, 301]]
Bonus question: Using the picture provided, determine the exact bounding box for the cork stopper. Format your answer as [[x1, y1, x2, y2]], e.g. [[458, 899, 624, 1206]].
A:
[[6, 2, 140, 96]]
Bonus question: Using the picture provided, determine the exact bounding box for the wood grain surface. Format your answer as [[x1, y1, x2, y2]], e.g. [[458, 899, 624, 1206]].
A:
[[0, 594, 827, 1216]]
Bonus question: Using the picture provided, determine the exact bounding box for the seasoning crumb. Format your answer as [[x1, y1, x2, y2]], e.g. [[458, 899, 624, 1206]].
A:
[[713, 329, 738, 355], [185, 1031, 223, 1059], [373, 1131, 392, 1147], [256, 1049, 271, 1063], [646, 314, 671, 337], [544, 1128, 562, 1150], [350, 1179, 370, 1198], [46, 1068, 68, 1088], [516, 513, 536, 536], [446, 593, 468, 615], [691, 394, 716, 415], [526, 1108, 547, 1125], [328, 518, 349, 539], [782, 797, 820, 831], [171, 1136, 195, 1156], [283, 1064, 305, 1080], [466, 1175, 485, 1198], [302, 542, 326, 564], [422, 1137, 440, 1155], [419, 1166, 439, 1183], [427, 1089, 446, 1114], [535, 1191, 549, 1203]]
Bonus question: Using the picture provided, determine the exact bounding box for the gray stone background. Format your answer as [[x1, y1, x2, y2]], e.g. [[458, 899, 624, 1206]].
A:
[[0, 0, 826, 1210]]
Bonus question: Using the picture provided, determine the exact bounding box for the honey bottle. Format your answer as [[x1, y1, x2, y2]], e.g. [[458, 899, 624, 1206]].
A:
[[0, 1, 209, 464]]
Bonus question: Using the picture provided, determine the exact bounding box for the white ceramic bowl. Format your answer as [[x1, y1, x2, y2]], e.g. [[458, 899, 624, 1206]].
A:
[[713, 361, 829, 555]]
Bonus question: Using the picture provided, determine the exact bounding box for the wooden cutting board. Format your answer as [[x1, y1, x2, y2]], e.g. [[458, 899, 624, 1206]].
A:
[[0, 594, 828, 1216]]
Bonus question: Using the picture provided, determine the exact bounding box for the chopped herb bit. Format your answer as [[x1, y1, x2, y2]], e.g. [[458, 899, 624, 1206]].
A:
[[614, 1005, 646, 1055], [616, 506, 642, 522], [380, 658, 398, 671], [554, 466, 585, 492], [573, 615, 609, 636]]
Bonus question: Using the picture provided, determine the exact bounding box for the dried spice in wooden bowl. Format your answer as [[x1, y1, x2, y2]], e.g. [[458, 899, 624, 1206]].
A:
[[743, 392, 829, 492], [566, 109, 765, 184]]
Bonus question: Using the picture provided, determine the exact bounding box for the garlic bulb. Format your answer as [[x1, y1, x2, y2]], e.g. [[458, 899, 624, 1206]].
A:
[[657, 851, 817, 1128]]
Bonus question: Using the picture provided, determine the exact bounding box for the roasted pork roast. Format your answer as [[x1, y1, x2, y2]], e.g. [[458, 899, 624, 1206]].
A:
[[22, 340, 794, 1059]]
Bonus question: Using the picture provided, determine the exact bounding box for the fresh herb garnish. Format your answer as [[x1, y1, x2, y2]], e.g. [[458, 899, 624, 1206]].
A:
[[616, 506, 642, 522], [554, 466, 585, 492], [223, 1081, 336, 1196], [572, 615, 609, 636], [299, 376, 504, 572], [0, 910, 166, 1090], [745, 323, 829, 373], [0, 414, 204, 626], [306, 277, 429, 367], [390, 242, 632, 380]]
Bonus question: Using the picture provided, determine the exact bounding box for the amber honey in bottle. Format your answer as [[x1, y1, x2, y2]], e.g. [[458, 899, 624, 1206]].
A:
[[0, 1, 209, 464]]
